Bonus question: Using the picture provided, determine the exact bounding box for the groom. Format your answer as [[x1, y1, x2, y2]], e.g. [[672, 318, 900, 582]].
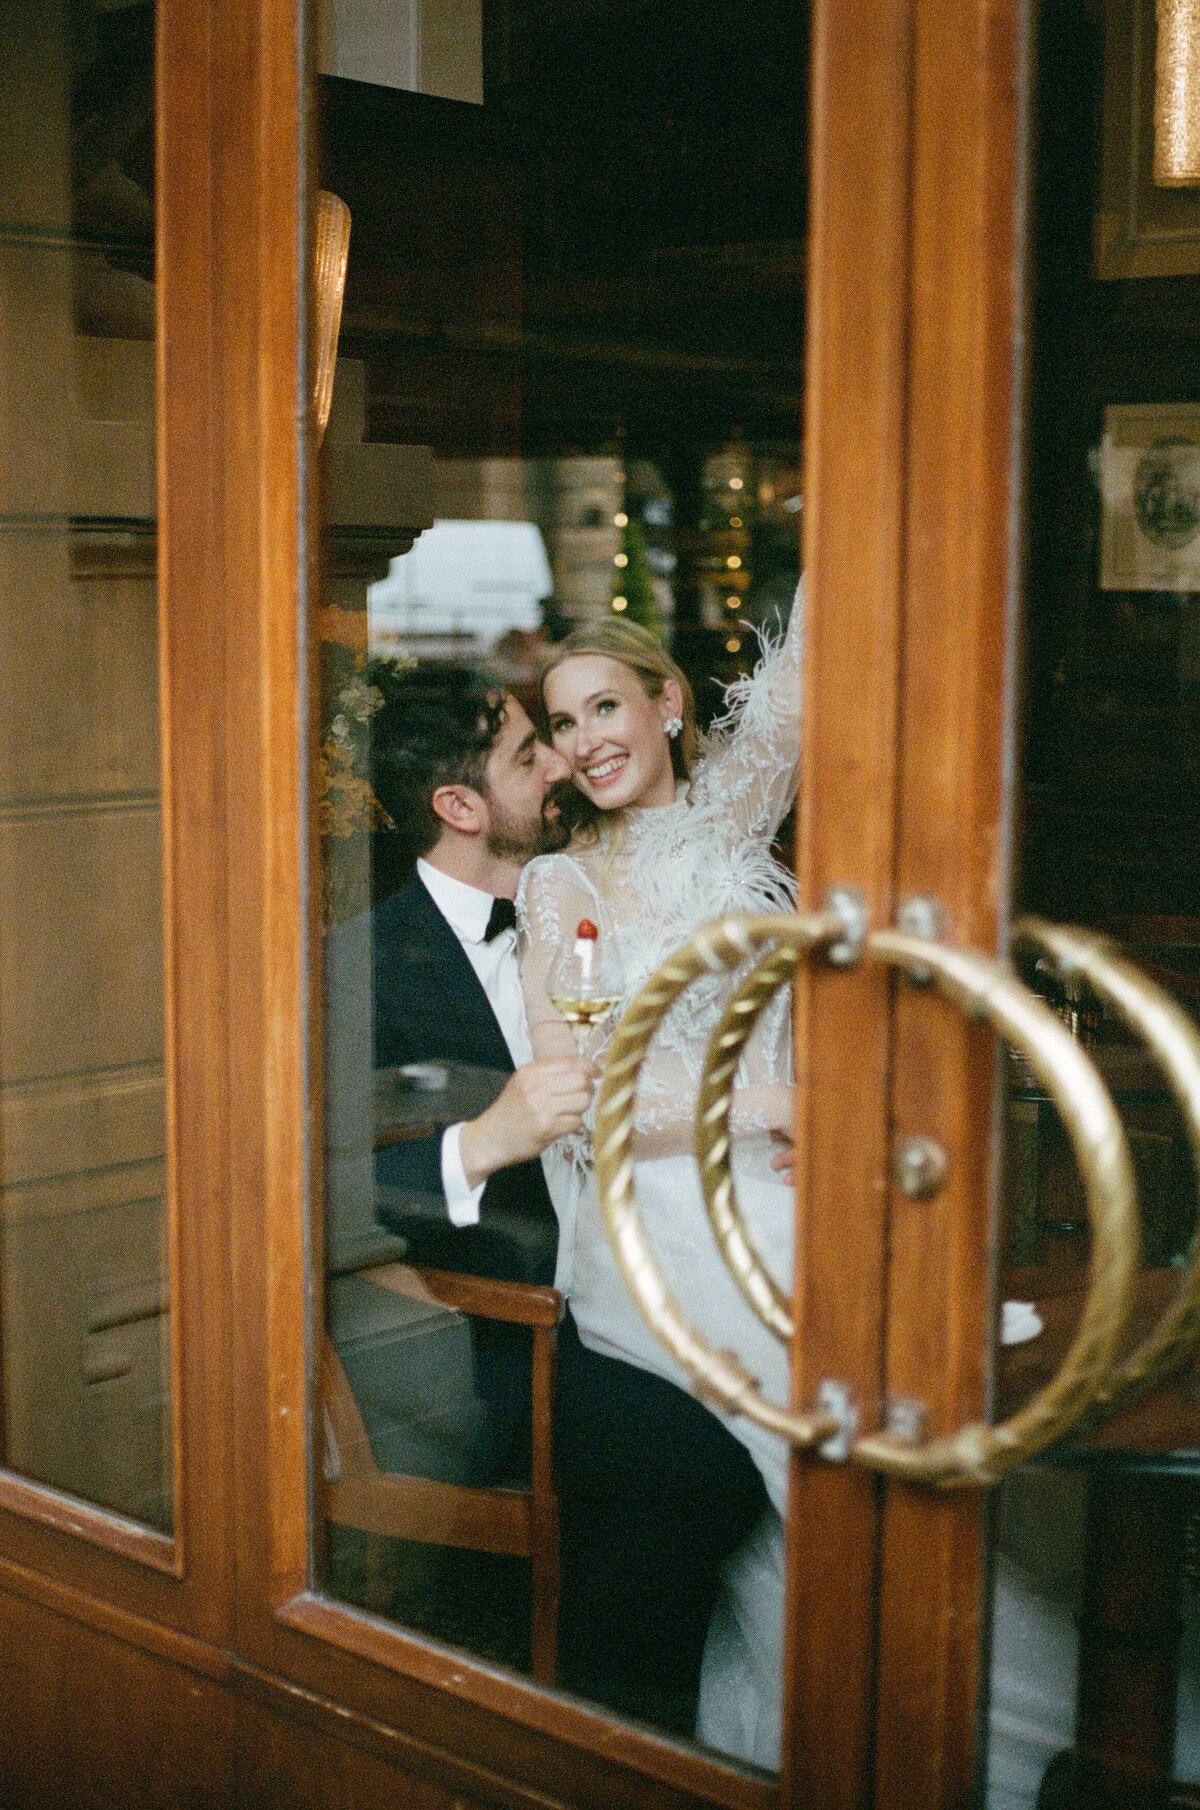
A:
[[355, 659, 767, 1724]]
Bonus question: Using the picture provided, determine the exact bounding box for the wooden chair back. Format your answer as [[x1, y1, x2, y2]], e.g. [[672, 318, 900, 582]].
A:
[[322, 1263, 561, 1684]]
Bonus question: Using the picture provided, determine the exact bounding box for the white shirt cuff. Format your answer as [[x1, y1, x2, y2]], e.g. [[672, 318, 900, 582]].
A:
[[441, 1123, 485, 1226]]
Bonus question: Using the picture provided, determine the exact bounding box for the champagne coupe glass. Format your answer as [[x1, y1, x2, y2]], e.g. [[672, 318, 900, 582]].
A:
[[547, 919, 623, 1055]]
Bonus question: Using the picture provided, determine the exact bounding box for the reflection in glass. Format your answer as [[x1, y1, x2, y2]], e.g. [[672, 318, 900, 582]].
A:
[[317, 0, 806, 1764], [0, 0, 169, 1529], [983, 0, 1200, 1798]]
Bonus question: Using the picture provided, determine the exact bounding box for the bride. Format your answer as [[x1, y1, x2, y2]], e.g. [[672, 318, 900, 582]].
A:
[[517, 589, 803, 1768]]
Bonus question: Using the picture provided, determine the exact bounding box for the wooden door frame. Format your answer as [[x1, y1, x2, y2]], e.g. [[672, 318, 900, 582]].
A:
[[214, 0, 1031, 1798], [0, 0, 1031, 1803], [788, 0, 1027, 1806]]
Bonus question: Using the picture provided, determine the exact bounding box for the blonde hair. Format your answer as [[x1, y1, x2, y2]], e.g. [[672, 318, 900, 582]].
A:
[[540, 618, 698, 780]]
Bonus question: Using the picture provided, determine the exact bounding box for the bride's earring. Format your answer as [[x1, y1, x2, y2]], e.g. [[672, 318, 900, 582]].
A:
[[663, 715, 683, 739]]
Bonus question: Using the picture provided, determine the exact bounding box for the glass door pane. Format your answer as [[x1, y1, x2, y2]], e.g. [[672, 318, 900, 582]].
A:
[[316, 0, 806, 1768], [0, 0, 169, 1531], [983, 0, 1200, 1800]]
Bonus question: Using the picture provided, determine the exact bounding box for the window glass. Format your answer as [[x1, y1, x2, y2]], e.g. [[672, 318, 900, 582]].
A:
[[316, 0, 806, 1767], [985, 0, 1200, 1799], [0, 0, 169, 1531]]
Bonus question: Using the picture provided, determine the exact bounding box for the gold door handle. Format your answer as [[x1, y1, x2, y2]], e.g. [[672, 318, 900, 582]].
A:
[[1013, 917, 1200, 1428], [595, 913, 1144, 1485], [697, 932, 807, 1342], [594, 911, 845, 1448]]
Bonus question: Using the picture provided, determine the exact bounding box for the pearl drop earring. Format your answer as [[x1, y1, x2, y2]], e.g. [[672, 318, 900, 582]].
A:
[[663, 716, 683, 738]]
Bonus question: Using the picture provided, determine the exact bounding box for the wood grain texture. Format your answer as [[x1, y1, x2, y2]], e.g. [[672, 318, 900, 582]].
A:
[[874, 0, 1025, 1797], [0, 1569, 766, 1810], [274, 1594, 774, 1810], [785, 0, 912, 1802], [0, 1583, 237, 1808], [154, 0, 236, 1635], [790, 0, 1026, 1803]]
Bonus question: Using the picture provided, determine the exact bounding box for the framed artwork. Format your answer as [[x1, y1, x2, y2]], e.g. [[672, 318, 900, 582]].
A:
[[1098, 402, 1200, 589], [1095, 0, 1200, 279]]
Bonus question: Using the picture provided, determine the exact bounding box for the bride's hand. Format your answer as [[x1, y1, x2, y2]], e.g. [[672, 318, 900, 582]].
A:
[[762, 1085, 797, 1185], [731, 1082, 795, 1138], [729, 1083, 796, 1183]]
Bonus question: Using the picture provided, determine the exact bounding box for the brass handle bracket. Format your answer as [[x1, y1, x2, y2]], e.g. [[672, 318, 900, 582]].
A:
[[815, 1380, 860, 1461], [823, 885, 868, 967]]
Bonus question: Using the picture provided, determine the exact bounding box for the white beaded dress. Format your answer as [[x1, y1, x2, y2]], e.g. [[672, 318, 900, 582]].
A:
[[517, 585, 804, 1766]]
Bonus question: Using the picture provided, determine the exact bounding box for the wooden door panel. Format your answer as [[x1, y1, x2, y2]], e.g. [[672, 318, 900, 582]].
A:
[[872, 0, 1024, 1785], [0, 1586, 237, 1809], [788, 0, 1025, 1804], [0, 0, 1050, 1803], [785, 0, 912, 1802]]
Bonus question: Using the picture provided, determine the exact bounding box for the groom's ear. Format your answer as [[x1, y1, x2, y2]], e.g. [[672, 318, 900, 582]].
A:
[[430, 783, 486, 836]]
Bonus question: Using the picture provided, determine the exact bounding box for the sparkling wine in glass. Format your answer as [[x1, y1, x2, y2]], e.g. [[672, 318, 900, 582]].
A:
[[547, 918, 622, 1054]]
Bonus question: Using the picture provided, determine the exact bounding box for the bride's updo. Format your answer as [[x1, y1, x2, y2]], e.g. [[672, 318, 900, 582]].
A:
[[539, 617, 698, 783]]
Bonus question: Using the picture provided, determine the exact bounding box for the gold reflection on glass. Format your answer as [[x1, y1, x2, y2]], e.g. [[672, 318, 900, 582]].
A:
[[1154, 0, 1200, 184]]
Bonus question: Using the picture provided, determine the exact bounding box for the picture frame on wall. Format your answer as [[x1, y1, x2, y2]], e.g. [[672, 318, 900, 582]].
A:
[[1098, 402, 1200, 590], [1095, 0, 1200, 279]]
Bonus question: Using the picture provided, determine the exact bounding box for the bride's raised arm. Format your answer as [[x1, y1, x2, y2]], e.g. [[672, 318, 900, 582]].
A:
[[689, 577, 804, 843]]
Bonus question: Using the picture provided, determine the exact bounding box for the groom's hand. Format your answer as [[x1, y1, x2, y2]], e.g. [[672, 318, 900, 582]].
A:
[[459, 1057, 598, 1188]]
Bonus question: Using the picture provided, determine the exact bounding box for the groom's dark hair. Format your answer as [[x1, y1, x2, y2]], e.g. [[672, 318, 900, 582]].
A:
[[367, 659, 507, 856]]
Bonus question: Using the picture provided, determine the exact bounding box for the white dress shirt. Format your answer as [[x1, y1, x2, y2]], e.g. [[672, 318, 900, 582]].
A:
[[416, 858, 532, 1226]]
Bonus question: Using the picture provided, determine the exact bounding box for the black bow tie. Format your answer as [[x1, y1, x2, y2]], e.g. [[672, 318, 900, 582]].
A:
[[485, 896, 517, 941]]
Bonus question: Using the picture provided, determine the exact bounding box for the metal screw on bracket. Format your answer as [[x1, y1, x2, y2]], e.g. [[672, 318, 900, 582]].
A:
[[823, 885, 868, 967], [895, 896, 945, 985], [896, 896, 944, 940], [892, 1134, 949, 1200], [884, 1397, 930, 1447], [815, 1379, 859, 1461]]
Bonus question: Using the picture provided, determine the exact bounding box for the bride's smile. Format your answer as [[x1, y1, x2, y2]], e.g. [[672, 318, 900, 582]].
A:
[[544, 652, 683, 813]]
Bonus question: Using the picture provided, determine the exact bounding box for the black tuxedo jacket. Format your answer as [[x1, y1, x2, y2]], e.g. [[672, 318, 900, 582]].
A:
[[370, 873, 559, 1288]]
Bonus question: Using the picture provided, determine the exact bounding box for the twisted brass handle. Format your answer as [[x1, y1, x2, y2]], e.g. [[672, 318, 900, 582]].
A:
[[593, 911, 844, 1447], [596, 914, 1144, 1487], [696, 934, 808, 1343], [1014, 917, 1200, 1429]]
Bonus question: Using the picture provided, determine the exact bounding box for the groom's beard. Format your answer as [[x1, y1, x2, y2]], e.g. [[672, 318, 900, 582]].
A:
[[484, 788, 571, 862]]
